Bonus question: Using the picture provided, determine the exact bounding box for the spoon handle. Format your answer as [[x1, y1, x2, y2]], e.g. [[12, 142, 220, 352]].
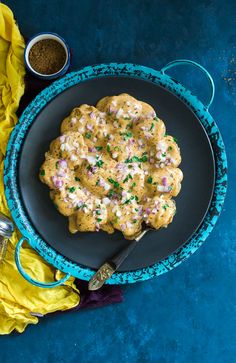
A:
[[88, 241, 138, 291], [88, 230, 150, 291]]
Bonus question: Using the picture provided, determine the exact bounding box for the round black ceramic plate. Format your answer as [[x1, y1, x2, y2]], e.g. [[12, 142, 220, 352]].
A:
[[18, 76, 215, 271]]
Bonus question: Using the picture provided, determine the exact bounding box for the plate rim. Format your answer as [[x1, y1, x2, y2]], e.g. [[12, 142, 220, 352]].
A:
[[4, 63, 228, 284]]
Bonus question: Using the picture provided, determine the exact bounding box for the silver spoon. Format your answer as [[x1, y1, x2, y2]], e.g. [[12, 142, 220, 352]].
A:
[[88, 228, 153, 291], [0, 212, 14, 265]]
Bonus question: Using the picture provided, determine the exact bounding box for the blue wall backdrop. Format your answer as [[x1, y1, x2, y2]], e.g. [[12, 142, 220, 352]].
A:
[[1, 1, 236, 362]]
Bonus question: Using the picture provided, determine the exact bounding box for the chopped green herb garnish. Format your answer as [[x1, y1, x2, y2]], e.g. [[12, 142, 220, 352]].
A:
[[96, 179, 100, 186], [163, 204, 169, 210], [125, 131, 133, 138], [68, 187, 76, 193], [75, 177, 80, 182], [168, 146, 173, 151], [96, 210, 101, 215], [173, 137, 178, 143], [154, 116, 158, 121], [40, 169, 45, 176], [132, 219, 137, 224], [123, 173, 133, 183], [140, 155, 148, 162], [125, 156, 139, 163], [124, 116, 131, 120], [56, 161, 59, 169], [95, 146, 103, 151], [106, 144, 111, 153], [96, 159, 104, 167], [147, 176, 153, 184], [85, 132, 92, 139], [108, 189, 115, 198], [125, 155, 148, 163], [107, 111, 112, 116], [149, 123, 155, 131], [120, 131, 133, 141], [162, 153, 166, 157], [108, 178, 120, 188], [131, 182, 136, 190], [96, 218, 102, 223], [126, 123, 133, 129], [114, 146, 120, 151], [76, 203, 87, 210], [135, 208, 139, 212], [123, 195, 138, 204], [123, 198, 132, 205]]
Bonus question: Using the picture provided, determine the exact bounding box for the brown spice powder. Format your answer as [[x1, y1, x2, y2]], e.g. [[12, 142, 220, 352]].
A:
[[29, 39, 67, 75]]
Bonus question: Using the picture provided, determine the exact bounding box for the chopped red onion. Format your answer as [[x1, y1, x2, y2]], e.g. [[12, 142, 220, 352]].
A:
[[146, 111, 156, 119], [89, 112, 96, 119], [146, 208, 151, 215], [128, 139, 135, 145], [58, 159, 67, 168], [154, 201, 160, 209], [162, 177, 168, 186], [88, 147, 96, 153], [57, 170, 66, 177], [121, 224, 126, 231], [52, 176, 63, 189], [59, 135, 66, 143], [87, 123, 94, 130]]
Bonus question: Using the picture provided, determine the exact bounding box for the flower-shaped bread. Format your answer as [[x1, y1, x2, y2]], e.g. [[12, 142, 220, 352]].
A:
[[40, 94, 183, 239]]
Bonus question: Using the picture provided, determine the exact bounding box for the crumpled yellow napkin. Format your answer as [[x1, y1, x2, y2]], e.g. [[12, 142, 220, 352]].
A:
[[0, 3, 80, 335]]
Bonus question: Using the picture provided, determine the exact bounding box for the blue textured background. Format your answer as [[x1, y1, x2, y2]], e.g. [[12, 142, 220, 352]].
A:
[[1, 1, 236, 362]]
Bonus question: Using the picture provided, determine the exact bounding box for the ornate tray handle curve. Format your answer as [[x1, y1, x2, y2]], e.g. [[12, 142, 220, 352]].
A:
[[161, 59, 215, 111], [15, 237, 71, 288]]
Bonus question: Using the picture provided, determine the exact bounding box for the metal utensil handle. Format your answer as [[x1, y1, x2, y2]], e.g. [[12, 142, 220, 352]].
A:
[[88, 240, 139, 291], [15, 237, 71, 288], [111, 240, 138, 269], [160, 59, 215, 111]]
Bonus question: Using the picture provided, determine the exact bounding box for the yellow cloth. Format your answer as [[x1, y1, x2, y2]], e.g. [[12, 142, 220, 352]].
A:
[[0, 4, 80, 334]]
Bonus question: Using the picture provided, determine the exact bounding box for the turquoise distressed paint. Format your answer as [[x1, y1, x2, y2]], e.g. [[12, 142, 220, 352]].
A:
[[4, 62, 227, 287]]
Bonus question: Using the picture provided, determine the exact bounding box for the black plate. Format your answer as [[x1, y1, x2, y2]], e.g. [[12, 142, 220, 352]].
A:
[[18, 76, 215, 271]]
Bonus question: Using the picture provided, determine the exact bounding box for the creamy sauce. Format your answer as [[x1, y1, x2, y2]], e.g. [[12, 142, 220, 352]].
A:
[[40, 94, 183, 240]]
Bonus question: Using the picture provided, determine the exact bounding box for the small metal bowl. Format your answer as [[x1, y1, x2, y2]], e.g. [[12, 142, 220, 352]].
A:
[[24, 32, 70, 80]]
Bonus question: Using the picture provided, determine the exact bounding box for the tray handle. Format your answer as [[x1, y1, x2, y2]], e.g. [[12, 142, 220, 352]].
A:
[[15, 237, 71, 288], [160, 59, 215, 111]]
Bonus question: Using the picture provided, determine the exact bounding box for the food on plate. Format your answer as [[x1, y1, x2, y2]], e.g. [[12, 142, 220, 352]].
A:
[[40, 94, 183, 239]]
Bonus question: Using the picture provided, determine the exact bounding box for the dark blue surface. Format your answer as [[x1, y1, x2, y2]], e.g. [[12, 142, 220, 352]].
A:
[[1, 1, 236, 362]]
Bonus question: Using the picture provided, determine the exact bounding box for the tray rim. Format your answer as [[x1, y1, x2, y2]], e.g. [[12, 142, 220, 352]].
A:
[[4, 62, 227, 284]]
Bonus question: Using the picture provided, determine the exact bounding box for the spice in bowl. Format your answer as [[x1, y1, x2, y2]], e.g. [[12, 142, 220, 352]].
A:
[[28, 39, 67, 75]]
